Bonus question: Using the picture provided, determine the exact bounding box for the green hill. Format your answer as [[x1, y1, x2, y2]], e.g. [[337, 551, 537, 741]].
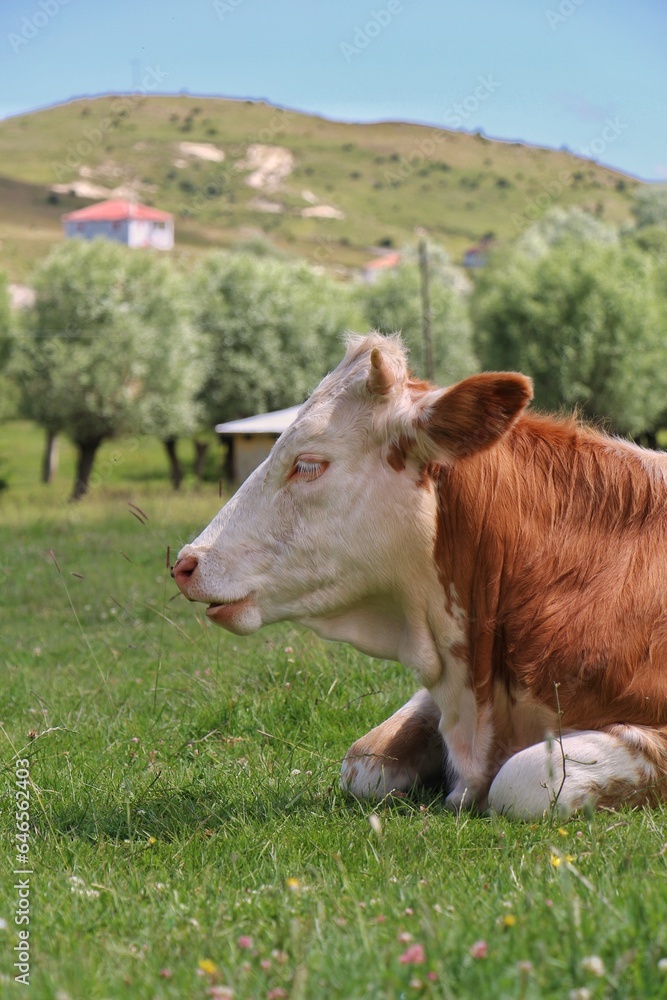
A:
[[0, 94, 640, 281]]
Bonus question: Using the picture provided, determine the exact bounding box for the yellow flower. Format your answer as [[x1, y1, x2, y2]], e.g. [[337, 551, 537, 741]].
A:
[[198, 959, 218, 976], [148, 836, 156, 845], [502, 914, 516, 927], [565, 854, 575, 863], [286, 877, 301, 890], [550, 855, 562, 868], [557, 827, 568, 837]]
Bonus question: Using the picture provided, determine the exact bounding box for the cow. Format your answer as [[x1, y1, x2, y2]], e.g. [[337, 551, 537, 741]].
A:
[[173, 333, 667, 819]]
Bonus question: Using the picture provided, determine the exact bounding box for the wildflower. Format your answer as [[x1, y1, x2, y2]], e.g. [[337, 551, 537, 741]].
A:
[[159, 968, 172, 979], [397, 931, 413, 943], [517, 960, 533, 973], [286, 877, 300, 891], [237, 935, 253, 950], [558, 827, 568, 837], [469, 940, 488, 959], [404, 907, 414, 916], [207, 989, 234, 1000], [368, 813, 382, 837], [502, 914, 516, 928], [399, 943, 426, 965], [569, 990, 591, 1000], [267, 990, 288, 1000], [658, 957, 667, 972], [550, 855, 562, 868], [148, 837, 156, 846], [409, 979, 423, 988], [580, 955, 605, 977], [427, 971, 438, 981], [198, 959, 218, 976], [260, 959, 271, 971], [0, 919, 7, 931]]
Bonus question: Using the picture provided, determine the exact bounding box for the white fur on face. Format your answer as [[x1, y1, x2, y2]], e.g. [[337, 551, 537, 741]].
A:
[[175, 335, 448, 663]]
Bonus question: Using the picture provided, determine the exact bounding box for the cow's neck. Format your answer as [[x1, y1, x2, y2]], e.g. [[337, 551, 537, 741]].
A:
[[302, 475, 467, 689]]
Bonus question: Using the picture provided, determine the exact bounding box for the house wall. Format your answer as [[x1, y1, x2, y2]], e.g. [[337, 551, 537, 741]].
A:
[[64, 220, 130, 244], [232, 434, 279, 482], [128, 219, 174, 250], [63, 219, 174, 250]]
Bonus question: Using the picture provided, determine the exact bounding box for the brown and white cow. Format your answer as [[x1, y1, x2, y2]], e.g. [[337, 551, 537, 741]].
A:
[[173, 334, 667, 819]]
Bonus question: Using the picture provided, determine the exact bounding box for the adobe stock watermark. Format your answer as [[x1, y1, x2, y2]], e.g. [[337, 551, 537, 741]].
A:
[[579, 116, 627, 161], [340, 1, 405, 63], [545, 0, 586, 31], [182, 107, 297, 218], [443, 75, 500, 129], [213, 0, 244, 19], [51, 65, 168, 181], [511, 118, 629, 232], [382, 75, 500, 185], [7, 0, 73, 54], [13, 758, 32, 986]]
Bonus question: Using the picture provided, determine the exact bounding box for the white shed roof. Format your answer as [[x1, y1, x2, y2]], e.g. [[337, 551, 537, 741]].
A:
[[215, 405, 302, 436]]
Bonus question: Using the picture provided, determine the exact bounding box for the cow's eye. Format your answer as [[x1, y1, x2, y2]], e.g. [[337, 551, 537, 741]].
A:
[[289, 457, 328, 483]]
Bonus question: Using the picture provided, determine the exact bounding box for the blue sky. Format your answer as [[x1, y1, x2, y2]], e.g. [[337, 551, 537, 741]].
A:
[[0, 0, 665, 180]]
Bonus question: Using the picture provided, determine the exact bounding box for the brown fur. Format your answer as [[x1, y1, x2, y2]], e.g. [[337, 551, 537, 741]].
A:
[[432, 411, 667, 792]]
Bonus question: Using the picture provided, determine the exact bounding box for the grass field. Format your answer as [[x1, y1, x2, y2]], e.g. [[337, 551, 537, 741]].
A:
[[2, 422, 667, 999]]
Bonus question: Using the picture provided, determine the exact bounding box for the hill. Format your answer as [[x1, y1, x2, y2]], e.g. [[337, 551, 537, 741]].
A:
[[0, 94, 640, 281]]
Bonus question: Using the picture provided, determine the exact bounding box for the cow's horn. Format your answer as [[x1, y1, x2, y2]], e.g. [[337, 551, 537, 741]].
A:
[[367, 347, 395, 396]]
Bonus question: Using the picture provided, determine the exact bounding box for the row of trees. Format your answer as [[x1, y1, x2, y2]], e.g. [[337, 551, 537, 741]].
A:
[[2, 189, 667, 498]]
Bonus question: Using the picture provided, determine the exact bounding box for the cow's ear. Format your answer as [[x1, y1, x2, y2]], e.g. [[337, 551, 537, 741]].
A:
[[416, 372, 533, 461]]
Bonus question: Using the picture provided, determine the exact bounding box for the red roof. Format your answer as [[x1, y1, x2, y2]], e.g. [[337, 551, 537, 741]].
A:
[[364, 251, 401, 272], [62, 199, 173, 223]]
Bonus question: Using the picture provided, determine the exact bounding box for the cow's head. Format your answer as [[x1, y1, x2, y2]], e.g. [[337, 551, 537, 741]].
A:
[[173, 335, 532, 647]]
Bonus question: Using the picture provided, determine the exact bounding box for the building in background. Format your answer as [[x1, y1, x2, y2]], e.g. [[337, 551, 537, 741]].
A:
[[216, 406, 301, 483], [62, 199, 174, 250]]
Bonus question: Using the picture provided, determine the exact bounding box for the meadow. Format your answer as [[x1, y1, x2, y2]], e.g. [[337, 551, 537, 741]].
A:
[[1, 423, 667, 999]]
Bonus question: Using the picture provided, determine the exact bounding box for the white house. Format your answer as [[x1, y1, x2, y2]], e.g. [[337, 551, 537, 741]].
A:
[[216, 406, 302, 483], [62, 199, 174, 250]]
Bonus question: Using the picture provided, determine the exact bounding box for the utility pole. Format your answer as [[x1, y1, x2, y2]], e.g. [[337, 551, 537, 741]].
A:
[[418, 237, 435, 381]]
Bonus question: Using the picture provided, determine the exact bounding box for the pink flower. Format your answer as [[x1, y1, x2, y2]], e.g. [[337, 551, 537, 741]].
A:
[[260, 959, 271, 971], [427, 971, 438, 981], [399, 943, 426, 965], [237, 935, 253, 950], [267, 990, 288, 1000], [469, 940, 488, 959]]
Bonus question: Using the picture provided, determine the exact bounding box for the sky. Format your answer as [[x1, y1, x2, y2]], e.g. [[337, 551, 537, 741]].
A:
[[0, 0, 665, 181]]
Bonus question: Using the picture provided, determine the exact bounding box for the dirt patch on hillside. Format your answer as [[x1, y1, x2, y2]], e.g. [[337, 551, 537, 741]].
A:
[[237, 145, 294, 192]]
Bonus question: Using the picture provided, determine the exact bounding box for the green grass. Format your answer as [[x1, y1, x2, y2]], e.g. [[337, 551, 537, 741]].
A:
[[2, 421, 667, 998], [0, 95, 640, 282]]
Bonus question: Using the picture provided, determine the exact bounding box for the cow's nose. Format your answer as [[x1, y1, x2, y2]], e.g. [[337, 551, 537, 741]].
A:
[[172, 553, 199, 591]]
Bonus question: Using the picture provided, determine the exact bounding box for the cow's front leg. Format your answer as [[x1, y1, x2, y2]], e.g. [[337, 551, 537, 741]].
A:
[[341, 689, 447, 798]]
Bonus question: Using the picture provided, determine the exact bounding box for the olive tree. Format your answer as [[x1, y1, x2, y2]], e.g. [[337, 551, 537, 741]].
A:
[[357, 241, 477, 385], [471, 237, 667, 437], [193, 252, 362, 426], [16, 239, 202, 498]]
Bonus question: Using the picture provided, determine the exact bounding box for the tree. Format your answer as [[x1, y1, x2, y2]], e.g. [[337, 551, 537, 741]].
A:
[[358, 241, 477, 385], [0, 271, 16, 421], [471, 238, 667, 436], [515, 206, 618, 258], [15, 239, 202, 499], [193, 252, 362, 426], [631, 185, 667, 230]]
